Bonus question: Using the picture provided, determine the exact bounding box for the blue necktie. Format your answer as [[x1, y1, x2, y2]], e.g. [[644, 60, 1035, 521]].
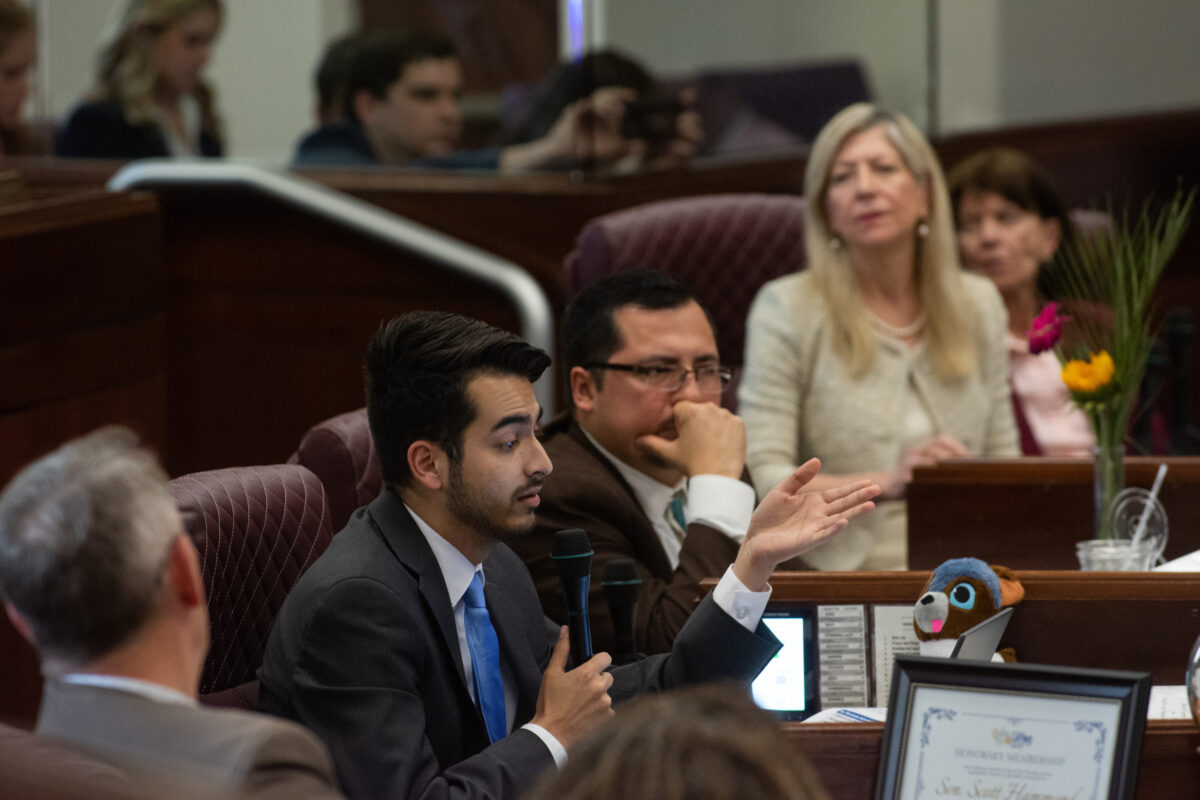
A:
[[464, 572, 506, 743]]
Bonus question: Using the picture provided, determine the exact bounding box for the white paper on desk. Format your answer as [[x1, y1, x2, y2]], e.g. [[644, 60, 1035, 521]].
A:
[[1154, 550, 1200, 571], [872, 605, 921, 706], [1148, 685, 1192, 719]]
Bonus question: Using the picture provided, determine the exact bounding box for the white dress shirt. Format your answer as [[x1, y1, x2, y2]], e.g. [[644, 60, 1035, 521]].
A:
[[580, 429, 756, 570], [60, 673, 196, 706]]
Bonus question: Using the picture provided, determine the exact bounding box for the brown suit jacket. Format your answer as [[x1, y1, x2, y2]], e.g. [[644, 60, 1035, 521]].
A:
[[509, 415, 743, 655]]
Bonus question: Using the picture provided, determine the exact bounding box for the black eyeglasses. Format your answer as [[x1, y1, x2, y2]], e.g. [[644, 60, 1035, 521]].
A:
[[585, 362, 733, 393]]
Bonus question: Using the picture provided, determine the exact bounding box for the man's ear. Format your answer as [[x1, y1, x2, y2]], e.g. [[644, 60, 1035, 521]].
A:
[[352, 88, 378, 128], [570, 365, 599, 413], [407, 440, 446, 490], [5, 603, 35, 647], [167, 535, 205, 609]]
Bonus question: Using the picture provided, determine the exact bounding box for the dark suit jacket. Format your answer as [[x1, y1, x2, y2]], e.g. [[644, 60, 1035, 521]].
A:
[[508, 416, 743, 655], [57, 100, 223, 160], [258, 488, 779, 800], [36, 680, 341, 800]]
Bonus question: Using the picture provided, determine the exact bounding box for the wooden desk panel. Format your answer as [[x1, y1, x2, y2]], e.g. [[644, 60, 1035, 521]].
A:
[[787, 720, 1200, 800], [908, 458, 1200, 570], [0, 191, 167, 485], [768, 570, 1200, 687]]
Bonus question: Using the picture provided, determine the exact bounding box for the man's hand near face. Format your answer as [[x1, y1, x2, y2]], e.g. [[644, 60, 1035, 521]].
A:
[[634, 400, 746, 480]]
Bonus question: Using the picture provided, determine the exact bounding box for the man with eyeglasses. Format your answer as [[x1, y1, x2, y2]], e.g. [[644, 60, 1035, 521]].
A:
[[510, 270, 763, 656]]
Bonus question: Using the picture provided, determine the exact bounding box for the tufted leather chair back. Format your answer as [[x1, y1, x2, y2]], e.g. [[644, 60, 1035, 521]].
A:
[[565, 194, 807, 410], [168, 464, 332, 708], [289, 407, 383, 532]]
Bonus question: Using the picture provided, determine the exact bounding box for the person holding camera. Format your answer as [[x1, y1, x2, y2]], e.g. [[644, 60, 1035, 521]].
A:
[[293, 31, 700, 173]]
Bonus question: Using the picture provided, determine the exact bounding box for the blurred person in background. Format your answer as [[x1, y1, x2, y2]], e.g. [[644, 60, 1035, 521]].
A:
[[294, 30, 699, 173], [58, 0, 223, 159], [0, 0, 40, 156], [949, 148, 1093, 457], [739, 103, 1019, 571]]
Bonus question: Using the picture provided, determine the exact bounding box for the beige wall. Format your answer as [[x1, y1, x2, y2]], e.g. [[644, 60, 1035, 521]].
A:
[[28, 0, 1200, 158], [602, 0, 1200, 134]]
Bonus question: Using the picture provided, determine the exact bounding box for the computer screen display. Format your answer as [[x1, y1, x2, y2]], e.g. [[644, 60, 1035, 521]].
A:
[[752, 604, 820, 721]]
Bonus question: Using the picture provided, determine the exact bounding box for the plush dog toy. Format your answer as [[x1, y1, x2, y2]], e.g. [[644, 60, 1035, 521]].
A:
[[913, 557, 1024, 661]]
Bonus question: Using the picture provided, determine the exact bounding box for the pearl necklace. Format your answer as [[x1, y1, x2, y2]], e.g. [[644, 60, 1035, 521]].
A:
[[866, 308, 926, 339]]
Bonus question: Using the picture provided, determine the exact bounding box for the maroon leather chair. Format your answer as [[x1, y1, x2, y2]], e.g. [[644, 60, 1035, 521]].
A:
[[288, 407, 383, 532], [168, 464, 333, 709], [565, 193, 807, 410]]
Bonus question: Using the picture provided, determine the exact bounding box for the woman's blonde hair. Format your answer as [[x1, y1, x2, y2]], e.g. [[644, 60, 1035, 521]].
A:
[[91, 0, 221, 136], [804, 102, 974, 379]]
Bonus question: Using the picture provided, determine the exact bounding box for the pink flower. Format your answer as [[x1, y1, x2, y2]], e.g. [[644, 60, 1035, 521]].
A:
[[1028, 302, 1066, 354]]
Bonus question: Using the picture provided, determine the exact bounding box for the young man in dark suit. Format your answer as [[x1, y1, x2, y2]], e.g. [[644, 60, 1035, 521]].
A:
[[258, 310, 878, 799], [0, 427, 343, 800], [510, 270, 760, 655]]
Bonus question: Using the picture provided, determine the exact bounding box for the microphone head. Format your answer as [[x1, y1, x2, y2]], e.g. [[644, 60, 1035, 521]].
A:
[[551, 528, 593, 579], [602, 558, 639, 585], [602, 558, 640, 605]]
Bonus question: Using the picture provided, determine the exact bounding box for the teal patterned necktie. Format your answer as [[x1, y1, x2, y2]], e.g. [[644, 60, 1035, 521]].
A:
[[667, 489, 687, 542]]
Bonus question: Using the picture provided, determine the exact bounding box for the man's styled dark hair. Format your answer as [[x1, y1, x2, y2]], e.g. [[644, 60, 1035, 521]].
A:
[[315, 32, 366, 124], [343, 29, 458, 124], [365, 311, 551, 487], [0, 427, 178, 668], [561, 269, 712, 394]]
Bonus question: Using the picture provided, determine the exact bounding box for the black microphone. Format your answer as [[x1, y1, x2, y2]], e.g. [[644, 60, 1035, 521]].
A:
[[551, 528, 593, 665], [602, 559, 642, 665]]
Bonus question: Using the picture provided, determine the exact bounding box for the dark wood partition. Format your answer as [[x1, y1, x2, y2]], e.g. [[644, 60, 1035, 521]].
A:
[[150, 186, 527, 475], [0, 190, 167, 484], [908, 457, 1200, 570], [298, 153, 809, 309]]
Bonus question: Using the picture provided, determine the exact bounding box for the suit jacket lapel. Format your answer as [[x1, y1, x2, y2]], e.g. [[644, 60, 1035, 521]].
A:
[[368, 490, 468, 685], [564, 418, 673, 577]]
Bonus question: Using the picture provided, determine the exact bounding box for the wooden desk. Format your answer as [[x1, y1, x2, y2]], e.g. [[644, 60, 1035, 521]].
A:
[[787, 720, 1200, 800], [908, 457, 1200, 570], [766, 570, 1200, 798], [769, 570, 1200, 686]]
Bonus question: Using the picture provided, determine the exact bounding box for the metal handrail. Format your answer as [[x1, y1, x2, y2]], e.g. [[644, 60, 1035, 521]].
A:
[[108, 160, 556, 414]]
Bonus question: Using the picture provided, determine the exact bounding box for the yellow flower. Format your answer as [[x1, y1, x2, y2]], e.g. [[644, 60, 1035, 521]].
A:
[[1061, 351, 1115, 394]]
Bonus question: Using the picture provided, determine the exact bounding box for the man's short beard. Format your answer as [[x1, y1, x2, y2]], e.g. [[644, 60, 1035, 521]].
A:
[[446, 456, 535, 543]]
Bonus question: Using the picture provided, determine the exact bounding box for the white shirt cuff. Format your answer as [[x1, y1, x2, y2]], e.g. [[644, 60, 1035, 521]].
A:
[[711, 565, 771, 633], [685, 475, 755, 542], [522, 722, 567, 767]]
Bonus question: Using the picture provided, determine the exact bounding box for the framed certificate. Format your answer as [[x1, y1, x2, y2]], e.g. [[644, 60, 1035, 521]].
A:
[[876, 656, 1151, 800]]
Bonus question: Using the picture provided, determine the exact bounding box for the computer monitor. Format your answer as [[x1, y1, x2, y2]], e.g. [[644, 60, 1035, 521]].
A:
[[751, 604, 820, 721]]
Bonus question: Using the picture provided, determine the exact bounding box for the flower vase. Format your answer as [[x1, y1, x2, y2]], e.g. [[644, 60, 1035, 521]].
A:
[[1093, 442, 1125, 541]]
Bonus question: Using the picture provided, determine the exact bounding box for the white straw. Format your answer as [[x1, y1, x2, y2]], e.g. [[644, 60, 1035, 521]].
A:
[[1131, 463, 1168, 545]]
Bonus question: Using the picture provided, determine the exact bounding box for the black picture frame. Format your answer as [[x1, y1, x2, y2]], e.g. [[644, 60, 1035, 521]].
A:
[[876, 656, 1152, 800]]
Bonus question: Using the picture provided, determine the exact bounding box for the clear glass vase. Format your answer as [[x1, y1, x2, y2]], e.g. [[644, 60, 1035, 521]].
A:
[[1093, 443, 1125, 541], [1187, 633, 1200, 735]]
